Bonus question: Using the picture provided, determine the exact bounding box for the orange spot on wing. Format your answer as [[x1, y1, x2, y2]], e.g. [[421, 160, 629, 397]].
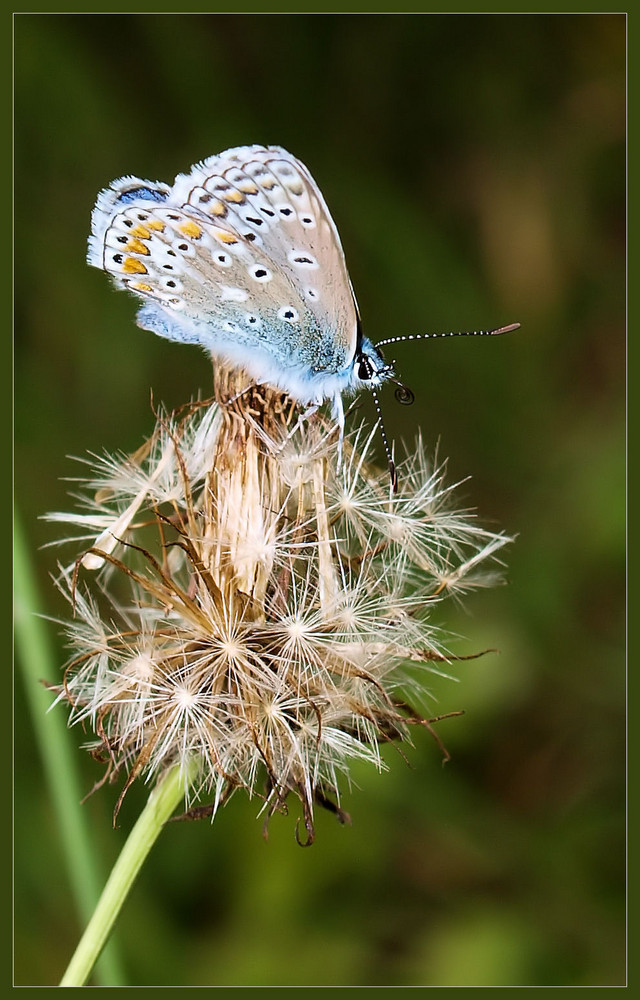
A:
[[223, 189, 245, 204], [122, 257, 148, 274], [178, 220, 203, 239], [130, 282, 154, 292], [129, 224, 151, 239], [216, 231, 239, 245], [209, 201, 227, 216], [146, 219, 165, 232], [125, 238, 150, 255], [239, 180, 259, 195]]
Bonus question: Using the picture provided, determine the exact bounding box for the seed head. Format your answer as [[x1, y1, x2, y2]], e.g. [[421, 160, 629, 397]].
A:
[[49, 366, 511, 843]]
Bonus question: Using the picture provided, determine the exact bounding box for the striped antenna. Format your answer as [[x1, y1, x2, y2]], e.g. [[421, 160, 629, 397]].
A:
[[372, 322, 520, 491], [370, 384, 398, 494], [376, 322, 520, 349]]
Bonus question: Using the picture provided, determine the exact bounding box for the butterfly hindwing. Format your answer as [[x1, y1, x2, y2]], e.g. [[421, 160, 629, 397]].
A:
[[89, 146, 359, 403]]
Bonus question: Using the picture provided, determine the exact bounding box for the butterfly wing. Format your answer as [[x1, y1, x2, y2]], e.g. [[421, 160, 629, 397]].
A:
[[88, 146, 359, 404]]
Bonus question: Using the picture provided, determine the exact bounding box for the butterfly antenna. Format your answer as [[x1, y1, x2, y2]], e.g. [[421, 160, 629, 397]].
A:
[[370, 384, 398, 494], [388, 377, 415, 405], [375, 322, 520, 349]]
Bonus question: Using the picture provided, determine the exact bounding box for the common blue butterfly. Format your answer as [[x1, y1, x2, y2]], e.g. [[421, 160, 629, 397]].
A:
[[89, 144, 518, 482]]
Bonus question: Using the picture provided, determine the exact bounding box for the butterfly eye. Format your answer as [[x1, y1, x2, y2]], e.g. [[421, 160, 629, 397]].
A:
[[357, 355, 373, 381]]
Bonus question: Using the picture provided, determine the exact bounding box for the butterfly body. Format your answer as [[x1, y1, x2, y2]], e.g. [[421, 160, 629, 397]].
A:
[[88, 145, 388, 415]]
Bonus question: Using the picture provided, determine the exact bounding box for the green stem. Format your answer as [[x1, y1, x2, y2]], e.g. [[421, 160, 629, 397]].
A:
[[59, 763, 196, 987], [13, 512, 125, 984]]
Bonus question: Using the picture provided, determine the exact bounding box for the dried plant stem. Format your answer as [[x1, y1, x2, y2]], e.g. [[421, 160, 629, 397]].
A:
[[59, 762, 197, 987]]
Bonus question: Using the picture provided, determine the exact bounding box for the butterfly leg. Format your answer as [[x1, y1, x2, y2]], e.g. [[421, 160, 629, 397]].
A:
[[330, 394, 345, 470], [274, 403, 320, 453]]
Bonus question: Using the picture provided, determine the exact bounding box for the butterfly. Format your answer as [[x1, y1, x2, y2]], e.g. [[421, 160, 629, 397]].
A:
[[88, 144, 518, 485]]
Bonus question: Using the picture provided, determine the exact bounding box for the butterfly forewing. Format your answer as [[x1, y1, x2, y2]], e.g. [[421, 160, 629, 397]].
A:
[[174, 146, 355, 336], [93, 146, 359, 399]]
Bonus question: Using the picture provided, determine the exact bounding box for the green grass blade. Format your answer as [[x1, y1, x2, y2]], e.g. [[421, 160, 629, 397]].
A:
[[14, 511, 126, 986]]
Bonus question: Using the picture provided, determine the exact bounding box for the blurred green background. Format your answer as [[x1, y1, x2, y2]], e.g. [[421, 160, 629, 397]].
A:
[[14, 13, 625, 987]]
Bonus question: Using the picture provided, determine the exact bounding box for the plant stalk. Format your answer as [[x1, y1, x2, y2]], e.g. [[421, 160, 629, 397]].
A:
[[59, 762, 197, 987]]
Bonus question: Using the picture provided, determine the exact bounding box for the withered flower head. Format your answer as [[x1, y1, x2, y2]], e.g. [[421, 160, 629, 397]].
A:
[[49, 366, 510, 844]]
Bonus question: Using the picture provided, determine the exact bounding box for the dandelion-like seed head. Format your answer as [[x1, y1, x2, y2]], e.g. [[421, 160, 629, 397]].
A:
[[50, 365, 511, 844]]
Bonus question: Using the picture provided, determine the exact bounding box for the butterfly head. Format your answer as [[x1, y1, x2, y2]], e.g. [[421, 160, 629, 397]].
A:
[[353, 338, 389, 387], [353, 336, 416, 406]]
